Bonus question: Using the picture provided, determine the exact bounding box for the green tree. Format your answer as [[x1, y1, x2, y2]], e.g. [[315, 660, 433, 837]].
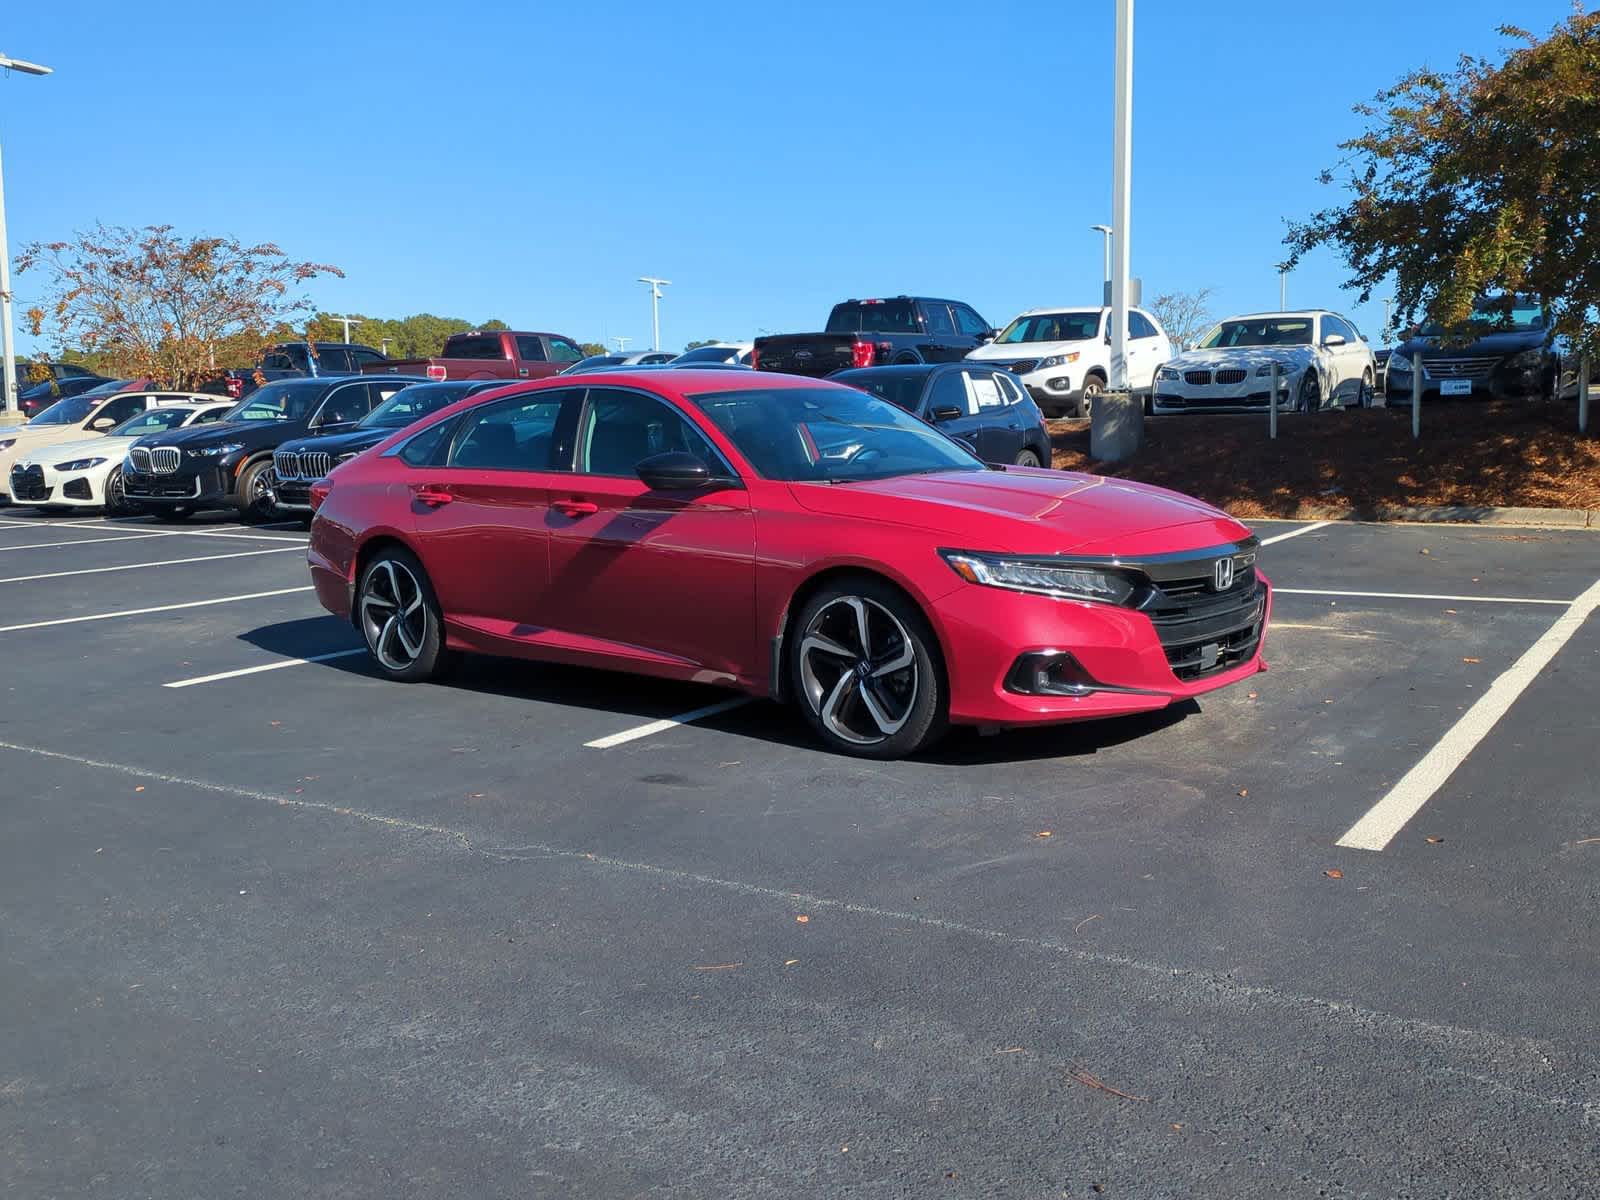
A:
[[1285, 11, 1600, 358], [578, 343, 606, 356], [305, 312, 517, 358], [684, 339, 723, 351]]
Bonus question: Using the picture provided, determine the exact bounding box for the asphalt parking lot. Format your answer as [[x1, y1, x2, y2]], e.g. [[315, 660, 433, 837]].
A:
[[3, 509, 1598, 1197]]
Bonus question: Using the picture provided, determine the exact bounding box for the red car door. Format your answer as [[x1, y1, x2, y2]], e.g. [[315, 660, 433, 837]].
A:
[[542, 386, 757, 681], [405, 389, 580, 641]]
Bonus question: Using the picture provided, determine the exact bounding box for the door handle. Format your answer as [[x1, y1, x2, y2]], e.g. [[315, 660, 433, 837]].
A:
[[552, 499, 598, 517], [413, 486, 453, 507]]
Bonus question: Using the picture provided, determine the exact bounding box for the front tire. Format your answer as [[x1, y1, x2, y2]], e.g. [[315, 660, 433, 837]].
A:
[[357, 547, 451, 682], [788, 576, 946, 759], [1353, 369, 1374, 409], [1077, 374, 1106, 418], [104, 466, 131, 515], [1298, 370, 1322, 413], [235, 460, 275, 523], [1013, 448, 1042, 468]]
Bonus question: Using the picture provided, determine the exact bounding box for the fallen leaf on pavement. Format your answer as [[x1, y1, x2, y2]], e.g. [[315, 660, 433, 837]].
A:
[[1463, 657, 1481, 664], [1444, 609, 1458, 614], [1247, 691, 1258, 699], [1426, 836, 1445, 844], [1067, 1065, 1150, 1102], [795, 915, 810, 924], [1324, 868, 1344, 879], [692, 962, 743, 972], [784, 959, 799, 966], [1237, 788, 1248, 797], [995, 1047, 1026, 1054], [1074, 913, 1102, 934], [134, 786, 145, 793], [1035, 830, 1052, 838], [1420, 548, 1431, 555]]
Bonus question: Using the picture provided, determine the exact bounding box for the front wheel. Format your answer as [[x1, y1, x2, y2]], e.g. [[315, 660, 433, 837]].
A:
[[357, 547, 451, 682], [235, 460, 275, 523], [1353, 369, 1374, 409], [104, 466, 131, 515], [1013, 448, 1042, 468], [788, 577, 946, 759], [1077, 375, 1106, 418], [1298, 370, 1322, 413]]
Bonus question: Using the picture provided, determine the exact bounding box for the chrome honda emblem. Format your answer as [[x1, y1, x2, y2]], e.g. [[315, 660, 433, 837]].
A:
[[1213, 557, 1235, 591]]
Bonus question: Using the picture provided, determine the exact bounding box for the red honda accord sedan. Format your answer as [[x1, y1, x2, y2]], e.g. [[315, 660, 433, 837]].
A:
[[306, 369, 1270, 758]]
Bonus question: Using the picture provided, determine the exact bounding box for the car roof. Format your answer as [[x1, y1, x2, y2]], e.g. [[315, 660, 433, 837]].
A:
[[1217, 310, 1329, 320]]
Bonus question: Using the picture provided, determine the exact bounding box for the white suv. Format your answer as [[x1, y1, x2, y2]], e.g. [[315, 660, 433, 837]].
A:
[[965, 306, 1172, 417]]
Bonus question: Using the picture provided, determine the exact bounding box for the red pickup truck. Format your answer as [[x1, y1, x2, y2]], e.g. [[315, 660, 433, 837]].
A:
[[362, 330, 587, 382]]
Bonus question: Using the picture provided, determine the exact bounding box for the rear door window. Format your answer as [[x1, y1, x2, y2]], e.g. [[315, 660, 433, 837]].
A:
[[922, 302, 957, 337], [825, 301, 919, 334], [315, 347, 354, 374], [350, 347, 387, 368], [446, 335, 506, 360], [963, 370, 1008, 412], [316, 384, 374, 427], [575, 388, 726, 477], [515, 335, 548, 362]]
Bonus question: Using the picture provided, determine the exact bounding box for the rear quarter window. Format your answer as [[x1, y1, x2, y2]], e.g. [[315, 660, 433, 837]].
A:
[[444, 335, 507, 360]]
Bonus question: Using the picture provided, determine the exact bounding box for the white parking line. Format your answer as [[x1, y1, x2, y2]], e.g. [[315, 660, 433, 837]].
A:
[[1336, 576, 1600, 851], [1275, 587, 1569, 607], [1259, 520, 1332, 545], [0, 527, 305, 553], [0, 587, 313, 634], [584, 697, 755, 749], [0, 532, 176, 553], [163, 648, 366, 689], [0, 546, 304, 585]]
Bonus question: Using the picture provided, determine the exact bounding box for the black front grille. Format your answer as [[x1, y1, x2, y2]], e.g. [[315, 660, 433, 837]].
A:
[[1142, 572, 1266, 681], [64, 478, 92, 500], [10, 464, 49, 501], [1009, 359, 1038, 374]]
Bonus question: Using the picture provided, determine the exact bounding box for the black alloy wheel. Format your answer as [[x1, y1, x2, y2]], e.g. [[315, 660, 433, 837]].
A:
[[788, 576, 946, 759]]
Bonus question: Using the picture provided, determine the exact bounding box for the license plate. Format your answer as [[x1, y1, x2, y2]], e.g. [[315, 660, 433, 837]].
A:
[[1440, 378, 1472, 396]]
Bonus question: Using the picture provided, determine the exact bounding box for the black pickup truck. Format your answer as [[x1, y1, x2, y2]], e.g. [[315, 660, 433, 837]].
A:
[[752, 297, 995, 377], [206, 342, 391, 400]]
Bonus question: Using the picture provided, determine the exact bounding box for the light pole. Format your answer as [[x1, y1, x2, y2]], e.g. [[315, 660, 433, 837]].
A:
[[325, 313, 361, 343], [1108, 1, 1133, 391], [1278, 268, 1288, 310], [1381, 297, 1394, 339], [0, 52, 53, 422], [611, 336, 631, 352], [1091, 224, 1112, 301], [637, 277, 670, 351]]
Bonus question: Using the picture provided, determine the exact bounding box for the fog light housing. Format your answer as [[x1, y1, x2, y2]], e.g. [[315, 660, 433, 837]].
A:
[[1005, 652, 1100, 696], [1047, 376, 1070, 391]]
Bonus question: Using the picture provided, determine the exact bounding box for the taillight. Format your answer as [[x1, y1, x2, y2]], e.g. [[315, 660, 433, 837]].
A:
[[851, 339, 875, 369], [225, 377, 243, 398], [427, 364, 447, 381], [749, 348, 760, 370], [309, 479, 332, 512]]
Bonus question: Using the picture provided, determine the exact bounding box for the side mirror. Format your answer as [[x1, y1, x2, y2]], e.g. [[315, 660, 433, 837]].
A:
[[1323, 333, 1347, 347], [929, 404, 964, 423], [637, 450, 715, 491], [90, 416, 117, 431], [975, 329, 996, 344]]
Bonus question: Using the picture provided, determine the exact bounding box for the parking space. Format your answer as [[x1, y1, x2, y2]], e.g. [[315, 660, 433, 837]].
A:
[[3, 510, 1598, 1195]]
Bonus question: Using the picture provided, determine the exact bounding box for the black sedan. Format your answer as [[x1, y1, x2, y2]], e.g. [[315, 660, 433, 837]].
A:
[[829, 363, 1053, 468], [269, 380, 504, 514], [17, 373, 115, 418]]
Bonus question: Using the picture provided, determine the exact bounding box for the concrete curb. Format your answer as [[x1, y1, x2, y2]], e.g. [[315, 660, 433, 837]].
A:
[[1259, 504, 1597, 529]]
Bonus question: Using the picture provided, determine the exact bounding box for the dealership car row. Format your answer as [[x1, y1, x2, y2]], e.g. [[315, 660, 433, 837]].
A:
[[0, 291, 1574, 758]]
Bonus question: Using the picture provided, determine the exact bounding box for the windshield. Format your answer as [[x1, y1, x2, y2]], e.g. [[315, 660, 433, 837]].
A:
[[361, 383, 475, 428], [111, 408, 191, 436], [223, 379, 326, 423], [692, 385, 981, 483], [1198, 318, 1315, 349], [1420, 296, 1546, 336], [29, 396, 100, 426], [825, 301, 919, 335], [996, 312, 1101, 344], [830, 369, 930, 412], [674, 346, 739, 363]]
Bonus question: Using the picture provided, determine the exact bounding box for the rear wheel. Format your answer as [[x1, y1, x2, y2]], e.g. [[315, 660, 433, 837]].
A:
[[788, 576, 946, 760], [892, 351, 924, 366], [357, 547, 451, 682]]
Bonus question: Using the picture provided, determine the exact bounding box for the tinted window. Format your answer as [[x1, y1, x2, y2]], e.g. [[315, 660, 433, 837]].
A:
[[111, 408, 189, 436], [1322, 315, 1355, 343], [362, 382, 478, 429], [445, 334, 505, 360], [994, 373, 1027, 406], [447, 393, 569, 470], [350, 348, 387, 367], [1198, 319, 1315, 349], [925, 371, 968, 415], [952, 305, 990, 337], [547, 337, 585, 363], [314, 347, 354, 374], [995, 312, 1101, 344], [577, 388, 722, 476], [315, 384, 376, 427], [640, 352, 675, 365], [824, 300, 919, 335], [225, 380, 328, 422], [921, 302, 957, 337], [30, 396, 101, 425], [1129, 312, 1158, 339], [515, 335, 547, 362], [398, 421, 453, 468], [694, 385, 984, 483], [93, 394, 147, 427], [261, 349, 300, 371], [831, 368, 932, 412], [193, 406, 232, 424]]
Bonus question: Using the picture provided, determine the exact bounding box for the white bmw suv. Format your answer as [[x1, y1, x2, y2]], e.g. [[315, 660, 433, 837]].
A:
[[965, 306, 1172, 417]]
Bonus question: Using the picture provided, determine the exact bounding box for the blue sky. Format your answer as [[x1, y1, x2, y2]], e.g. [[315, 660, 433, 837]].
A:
[[0, 1, 1578, 354]]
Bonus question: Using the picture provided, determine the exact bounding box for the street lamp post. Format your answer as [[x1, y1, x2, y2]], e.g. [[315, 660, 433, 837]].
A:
[[637, 277, 671, 351], [1108, 1, 1133, 392], [1091, 224, 1112, 300], [325, 314, 361, 343], [612, 336, 631, 352], [0, 52, 53, 422], [1279, 268, 1288, 310]]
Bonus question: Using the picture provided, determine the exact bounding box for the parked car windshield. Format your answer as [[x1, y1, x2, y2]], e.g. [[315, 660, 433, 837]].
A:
[[1419, 297, 1546, 336], [692, 385, 982, 483], [361, 383, 475, 429], [28, 395, 101, 425], [223, 379, 326, 423], [995, 312, 1101, 344], [1198, 318, 1315, 348], [830, 368, 931, 412], [673, 346, 740, 364], [825, 300, 919, 335], [111, 408, 191, 436]]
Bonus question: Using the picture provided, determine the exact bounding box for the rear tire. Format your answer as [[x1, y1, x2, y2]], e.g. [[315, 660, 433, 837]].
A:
[[893, 351, 924, 366], [787, 575, 946, 760], [357, 546, 451, 683]]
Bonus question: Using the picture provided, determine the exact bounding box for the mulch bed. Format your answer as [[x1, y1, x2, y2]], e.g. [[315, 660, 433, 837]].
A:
[[1048, 401, 1600, 518]]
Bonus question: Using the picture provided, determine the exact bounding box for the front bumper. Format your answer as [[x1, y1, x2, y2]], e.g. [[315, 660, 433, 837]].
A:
[[1384, 362, 1546, 402], [930, 574, 1271, 728], [8, 462, 111, 507], [1152, 371, 1302, 414], [122, 465, 228, 507], [270, 475, 315, 512]]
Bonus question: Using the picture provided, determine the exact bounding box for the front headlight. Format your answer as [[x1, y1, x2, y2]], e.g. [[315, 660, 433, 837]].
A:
[[940, 550, 1138, 605], [0, 438, 16, 451], [53, 456, 108, 472], [1254, 362, 1296, 377], [1387, 351, 1412, 372], [335, 451, 359, 464], [190, 441, 245, 458], [1036, 353, 1080, 371], [1156, 366, 1180, 381], [1505, 348, 1545, 370]]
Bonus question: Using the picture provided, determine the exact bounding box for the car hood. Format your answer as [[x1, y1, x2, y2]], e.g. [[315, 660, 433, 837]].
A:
[[788, 469, 1249, 555], [0, 424, 100, 451], [135, 419, 310, 451], [1394, 328, 1546, 357], [1165, 346, 1316, 370], [276, 427, 392, 457], [15, 434, 131, 466], [966, 338, 1098, 363]]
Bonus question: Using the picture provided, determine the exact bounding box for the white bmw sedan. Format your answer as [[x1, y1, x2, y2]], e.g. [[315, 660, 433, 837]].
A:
[[1151, 311, 1376, 415]]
